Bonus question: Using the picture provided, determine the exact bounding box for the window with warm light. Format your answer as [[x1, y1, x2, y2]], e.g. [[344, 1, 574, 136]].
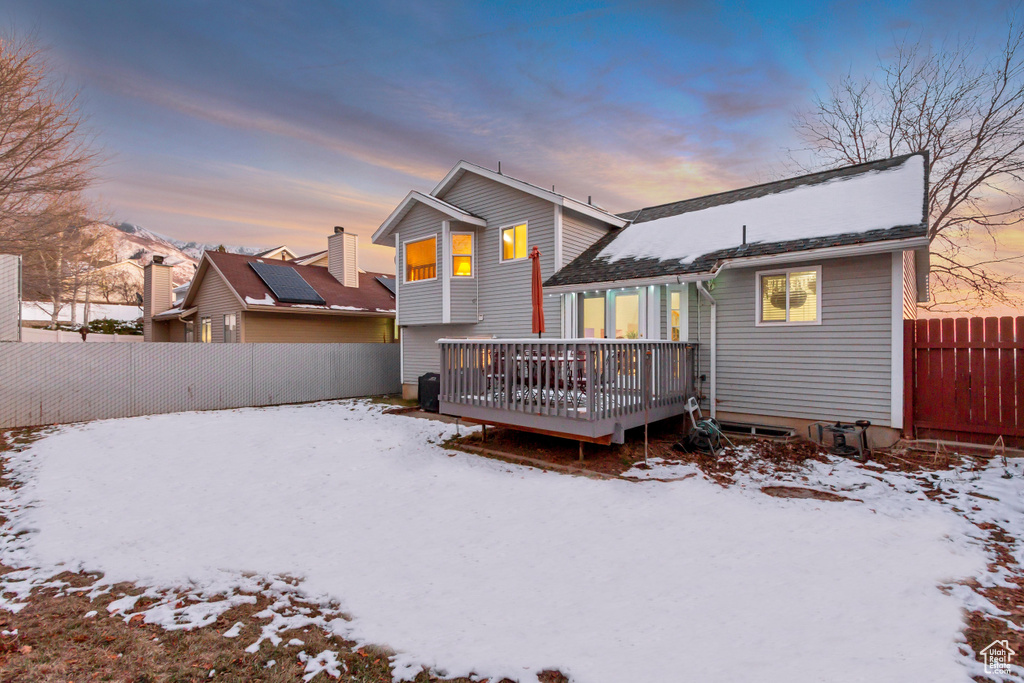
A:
[[451, 233, 473, 277], [670, 290, 683, 341], [757, 266, 820, 325], [199, 317, 212, 343], [578, 292, 606, 338], [501, 223, 527, 261], [614, 291, 641, 338], [405, 236, 437, 282]]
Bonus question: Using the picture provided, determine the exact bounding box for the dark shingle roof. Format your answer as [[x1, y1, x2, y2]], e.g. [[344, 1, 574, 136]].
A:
[[546, 153, 928, 288], [203, 251, 396, 314]]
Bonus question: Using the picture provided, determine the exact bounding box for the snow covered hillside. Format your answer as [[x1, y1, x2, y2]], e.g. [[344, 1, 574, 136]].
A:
[[0, 401, 1000, 683]]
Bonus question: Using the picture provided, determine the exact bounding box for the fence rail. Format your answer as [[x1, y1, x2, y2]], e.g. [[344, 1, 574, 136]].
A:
[[904, 316, 1024, 446], [0, 342, 400, 429], [439, 339, 696, 442], [21, 328, 143, 343]]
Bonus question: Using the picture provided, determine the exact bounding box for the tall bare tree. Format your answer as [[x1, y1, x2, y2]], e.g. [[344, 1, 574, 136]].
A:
[[0, 33, 98, 249], [792, 22, 1024, 311]]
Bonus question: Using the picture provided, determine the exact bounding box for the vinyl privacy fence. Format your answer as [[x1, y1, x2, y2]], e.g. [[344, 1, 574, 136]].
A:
[[0, 342, 400, 429]]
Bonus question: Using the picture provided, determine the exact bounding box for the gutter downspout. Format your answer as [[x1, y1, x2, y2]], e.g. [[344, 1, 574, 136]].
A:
[[695, 280, 717, 419]]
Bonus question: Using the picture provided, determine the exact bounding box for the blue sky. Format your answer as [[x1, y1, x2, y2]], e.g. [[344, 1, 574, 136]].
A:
[[5, 0, 1018, 272]]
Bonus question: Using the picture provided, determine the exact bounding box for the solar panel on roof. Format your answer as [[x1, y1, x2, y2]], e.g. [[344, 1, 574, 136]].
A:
[[248, 261, 325, 305]]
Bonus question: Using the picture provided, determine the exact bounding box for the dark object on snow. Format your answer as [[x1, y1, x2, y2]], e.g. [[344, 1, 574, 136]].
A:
[[78, 326, 88, 341], [809, 421, 871, 460], [418, 372, 440, 413], [674, 397, 733, 456]]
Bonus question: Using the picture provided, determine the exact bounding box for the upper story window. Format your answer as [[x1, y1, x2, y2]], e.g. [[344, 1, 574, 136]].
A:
[[405, 236, 437, 282], [451, 233, 473, 277], [757, 266, 821, 325], [501, 222, 528, 261], [199, 316, 212, 343]]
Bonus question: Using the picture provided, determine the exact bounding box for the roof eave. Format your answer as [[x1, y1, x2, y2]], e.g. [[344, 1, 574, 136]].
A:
[[431, 161, 628, 228], [244, 304, 396, 318], [543, 234, 930, 293], [372, 190, 486, 244]]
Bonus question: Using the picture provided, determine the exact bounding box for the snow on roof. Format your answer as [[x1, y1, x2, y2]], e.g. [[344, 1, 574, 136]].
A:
[[598, 154, 926, 265], [245, 294, 275, 306]]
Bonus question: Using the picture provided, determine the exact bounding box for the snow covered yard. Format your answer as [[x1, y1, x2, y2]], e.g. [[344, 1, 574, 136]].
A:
[[0, 400, 1015, 682]]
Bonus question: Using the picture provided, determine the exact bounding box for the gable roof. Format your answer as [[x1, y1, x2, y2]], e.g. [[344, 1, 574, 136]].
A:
[[372, 190, 487, 244], [254, 245, 299, 260], [546, 153, 929, 289], [183, 251, 395, 315], [431, 160, 629, 228], [290, 250, 328, 266]]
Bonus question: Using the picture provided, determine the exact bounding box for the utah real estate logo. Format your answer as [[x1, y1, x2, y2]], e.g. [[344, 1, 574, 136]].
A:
[[980, 639, 1016, 676]]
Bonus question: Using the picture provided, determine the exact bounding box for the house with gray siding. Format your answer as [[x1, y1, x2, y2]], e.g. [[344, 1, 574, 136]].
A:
[[373, 154, 929, 445]]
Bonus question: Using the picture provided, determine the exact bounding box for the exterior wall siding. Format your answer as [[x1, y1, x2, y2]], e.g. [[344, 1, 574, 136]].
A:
[[395, 203, 446, 326], [0, 254, 21, 342], [561, 210, 610, 267], [143, 264, 174, 342], [396, 172, 563, 385], [193, 267, 242, 343], [402, 323, 476, 384], [0, 342, 400, 429], [438, 172, 560, 337], [243, 312, 395, 343], [691, 254, 894, 425]]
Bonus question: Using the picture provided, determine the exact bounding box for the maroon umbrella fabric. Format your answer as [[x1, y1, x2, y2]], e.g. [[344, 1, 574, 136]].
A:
[[529, 246, 545, 336]]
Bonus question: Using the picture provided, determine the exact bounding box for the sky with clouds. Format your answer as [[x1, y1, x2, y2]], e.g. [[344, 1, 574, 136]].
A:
[[4, 0, 1022, 281]]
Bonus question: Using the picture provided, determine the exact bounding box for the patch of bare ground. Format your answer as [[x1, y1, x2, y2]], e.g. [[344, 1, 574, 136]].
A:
[[0, 568, 570, 682]]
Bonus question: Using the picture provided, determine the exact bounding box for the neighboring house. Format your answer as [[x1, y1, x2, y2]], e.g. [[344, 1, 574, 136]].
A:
[[145, 228, 396, 343], [254, 245, 300, 261], [372, 153, 929, 445], [291, 250, 329, 267]]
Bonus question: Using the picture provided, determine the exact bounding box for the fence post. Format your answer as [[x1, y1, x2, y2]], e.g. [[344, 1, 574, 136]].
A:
[[903, 319, 914, 439]]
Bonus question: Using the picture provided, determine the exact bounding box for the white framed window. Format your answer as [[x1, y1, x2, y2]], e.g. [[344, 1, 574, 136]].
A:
[[222, 313, 236, 342], [451, 232, 474, 277], [404, 235, 437, 283], [577, 292, 606, 338], [199, 316, 212, 342], [755, 265, 821, 326], [668, 285, 688, 341], [500, 222, 528, 262]]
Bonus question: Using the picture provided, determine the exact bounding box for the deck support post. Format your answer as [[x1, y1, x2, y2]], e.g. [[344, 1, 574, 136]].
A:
[[579, 440, 584, 461], [482, 424, 487, 442]]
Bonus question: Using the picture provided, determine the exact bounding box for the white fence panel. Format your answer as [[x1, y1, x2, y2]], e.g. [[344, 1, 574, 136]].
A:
[[20, 328, 144, 343], [0, 255, 20, 343], [0, 342, 400, 429]]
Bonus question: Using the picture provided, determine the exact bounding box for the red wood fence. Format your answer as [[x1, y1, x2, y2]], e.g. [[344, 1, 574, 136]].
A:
[[904, 317, 1024, 447]]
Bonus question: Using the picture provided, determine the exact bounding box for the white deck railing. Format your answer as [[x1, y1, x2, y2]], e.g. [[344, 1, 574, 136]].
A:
[[438, 339, 696, 426]]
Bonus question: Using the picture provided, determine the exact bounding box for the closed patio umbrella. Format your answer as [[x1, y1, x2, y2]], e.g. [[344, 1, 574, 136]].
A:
[[529, 246, 545, 338]]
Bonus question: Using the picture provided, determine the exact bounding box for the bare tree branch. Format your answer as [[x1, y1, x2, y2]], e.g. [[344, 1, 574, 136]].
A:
[[791, 20, 1024, 312]]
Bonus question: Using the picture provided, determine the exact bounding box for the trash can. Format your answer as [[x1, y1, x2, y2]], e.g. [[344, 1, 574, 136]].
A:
[[418, 372, 440, 413]]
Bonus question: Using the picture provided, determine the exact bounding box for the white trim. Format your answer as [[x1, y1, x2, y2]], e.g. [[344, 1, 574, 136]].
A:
[[695, 281, 717, 418], [542, 236, 930, 294], [667, 284, 689, 341], [400, 330, 405, 383], [498, 221, 529, 263], [645, 285, 660, 339], [429, 161, 628, 228], [553, 205, 563, 271], [754, 265, 823, 327], [891, 251, 904, 429], [373, 190, 485, 244], [394, 233, 400, 326], [441, 220, 451, 323], [401, 234, 439, 285], [449, 230, 475, 280]]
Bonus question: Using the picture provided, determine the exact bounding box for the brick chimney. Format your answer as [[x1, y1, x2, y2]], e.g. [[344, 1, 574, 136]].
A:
[[143, 256, 174, 341], [327, 226, 359, 288]]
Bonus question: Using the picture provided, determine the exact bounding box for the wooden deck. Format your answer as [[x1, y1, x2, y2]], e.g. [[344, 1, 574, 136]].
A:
[[438, 339, 697, 444]]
